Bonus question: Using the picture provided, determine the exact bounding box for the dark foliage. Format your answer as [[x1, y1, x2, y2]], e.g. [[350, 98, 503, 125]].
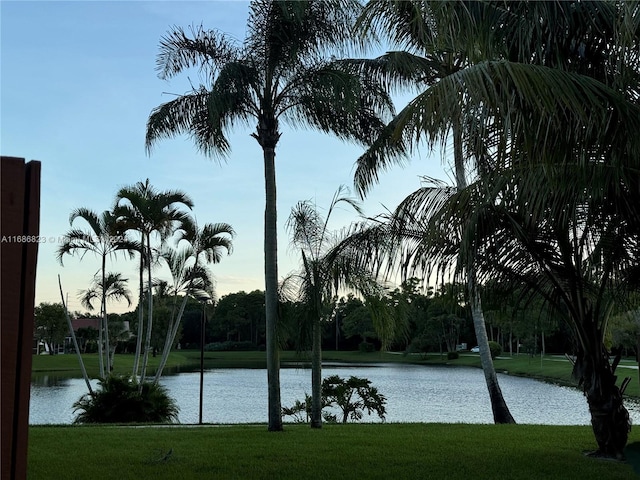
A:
[[73, 375, 179, 424], [282, 374, 387, 424], [488, 341, 502, 359]]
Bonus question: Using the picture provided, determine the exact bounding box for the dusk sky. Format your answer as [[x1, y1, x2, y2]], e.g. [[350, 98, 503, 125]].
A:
[[2, 1, 450, 314]]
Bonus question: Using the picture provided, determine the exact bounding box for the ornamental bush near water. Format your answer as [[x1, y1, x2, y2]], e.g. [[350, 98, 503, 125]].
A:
[[73, 374, 179, 424]]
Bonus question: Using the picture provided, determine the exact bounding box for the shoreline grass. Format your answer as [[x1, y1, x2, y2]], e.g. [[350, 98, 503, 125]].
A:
[[28, 423, 640, 479], [31, 350, 640, 398]]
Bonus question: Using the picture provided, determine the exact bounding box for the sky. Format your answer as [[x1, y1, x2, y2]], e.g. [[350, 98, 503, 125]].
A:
[[1, 0, 450, 314]]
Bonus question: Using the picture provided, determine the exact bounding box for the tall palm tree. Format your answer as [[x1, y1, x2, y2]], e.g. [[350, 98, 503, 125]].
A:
[[283, 186, 401, 428], [345, 0, 640, 457], [145, 0, 394, 431], [152, 219, 234, 383], [114, 179, 193, 384], [79, 272, 132, 369], [343, 0, 515, 423], [57, 208, 135, 377], [408, 162, 640, 458]]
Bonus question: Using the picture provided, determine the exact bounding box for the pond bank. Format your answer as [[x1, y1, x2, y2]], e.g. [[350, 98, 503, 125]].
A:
[[30, 350, 640, 398]]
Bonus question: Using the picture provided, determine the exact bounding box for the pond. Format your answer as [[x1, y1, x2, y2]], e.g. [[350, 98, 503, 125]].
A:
[[29, 363, 640, 425]]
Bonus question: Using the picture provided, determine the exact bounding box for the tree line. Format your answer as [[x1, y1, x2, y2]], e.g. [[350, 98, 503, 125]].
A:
[[37, 280, 636, 360]]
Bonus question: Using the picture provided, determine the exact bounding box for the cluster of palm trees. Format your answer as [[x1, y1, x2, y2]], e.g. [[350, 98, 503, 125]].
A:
[[143, 0, 639, 458], [57, 179, 234, 387]]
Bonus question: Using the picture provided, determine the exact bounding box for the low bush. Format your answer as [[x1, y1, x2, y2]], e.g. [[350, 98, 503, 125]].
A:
[[488, 341, 503, 359], [358, 341, 376, 353], [447, 351, 459, 360], [73, 374, 179, 424]]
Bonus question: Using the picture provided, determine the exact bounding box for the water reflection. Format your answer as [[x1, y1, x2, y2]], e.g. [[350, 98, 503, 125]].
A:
[[29, 364, 640, 425]]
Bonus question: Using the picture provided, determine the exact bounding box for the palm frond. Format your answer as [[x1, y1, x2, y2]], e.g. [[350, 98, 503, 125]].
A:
[[156, 25, 241, 80], [246, 0, 363, 69], [352, 114, 414, 198], [335, 51, 451, 94], [380, 60, 640, 170], [146, 89, 230, 158], [79, 272, 132, 311], [281, 63, 394, 146], [68, 208, 102, 236]]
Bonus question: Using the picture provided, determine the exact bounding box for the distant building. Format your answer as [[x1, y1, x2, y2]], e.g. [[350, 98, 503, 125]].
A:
[[71, 317, 100, 331], [72, 316, 131, 337]]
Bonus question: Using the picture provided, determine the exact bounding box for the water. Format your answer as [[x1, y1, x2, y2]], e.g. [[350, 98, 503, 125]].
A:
[[29, 363, 640, 425]]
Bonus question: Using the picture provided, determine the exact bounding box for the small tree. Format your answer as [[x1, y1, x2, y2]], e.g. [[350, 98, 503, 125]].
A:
[[282, 375, 386, 424], [79, 272, 132, 369], [283, 187, 399, 428], [322, 375, 386, 423], [34, 303, 68, 354]]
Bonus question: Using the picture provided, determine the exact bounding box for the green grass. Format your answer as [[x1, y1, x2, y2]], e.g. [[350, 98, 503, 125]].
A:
[[31, 351, 198, 378], [31, 349, 640, 397], [28, 423, 640, 480]]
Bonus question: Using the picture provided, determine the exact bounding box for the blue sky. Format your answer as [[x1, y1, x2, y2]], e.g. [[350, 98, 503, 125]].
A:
[[2, 1, 449, 314]]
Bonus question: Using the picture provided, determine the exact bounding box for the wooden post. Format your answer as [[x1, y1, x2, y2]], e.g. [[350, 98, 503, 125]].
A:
[[1, 157, 41, 480]]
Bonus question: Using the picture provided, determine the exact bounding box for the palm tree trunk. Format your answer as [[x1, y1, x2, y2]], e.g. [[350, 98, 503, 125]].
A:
[[263, 144, 283, 431], [140, 238, 154, 385], [469, 282, 515, 424], [154, 293, 190, 384], [311, 317, 322, 428], [132, 241, 145, 379], [454, 119, 515, 424], [101, 255, 111, 373], [509, 328, 513, 356], [97, 309, 105, 378], [574, 324, 630, 459], [578, 353, 630, 458], [59, 276, 93, 395], [453, 114, 466, 191]]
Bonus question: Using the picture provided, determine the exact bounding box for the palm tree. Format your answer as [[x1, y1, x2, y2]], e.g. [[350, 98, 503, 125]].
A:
[[114, 179, 193, 384], [152, 219, 234, 383], [283, 186, 400, 428], [344, 0, 640, 457], [57, 208, 135, 377], [79, 272, 132, 369], [409, 162, 640, 458], [145, 0, 394, 431], [343, 0, 515, 423]]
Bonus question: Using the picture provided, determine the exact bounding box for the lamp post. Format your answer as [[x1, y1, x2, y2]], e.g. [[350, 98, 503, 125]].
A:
[[199, 302, 206, 425]]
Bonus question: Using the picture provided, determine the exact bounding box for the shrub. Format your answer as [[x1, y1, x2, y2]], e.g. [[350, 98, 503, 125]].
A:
[[447, 351, 459, 360], [281, 396, 311, 423], [204, 341, 255, 352], [322, 375, 386, 423], [73, 375, 179, 424], [358, 341, 376, 353], [283, 376, 387, 424], [488, 341, 503, 359]]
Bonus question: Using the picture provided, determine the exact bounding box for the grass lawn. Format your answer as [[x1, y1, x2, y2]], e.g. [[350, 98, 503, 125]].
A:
[[28, 423, 640, 480], [31, 349, 640, 398]]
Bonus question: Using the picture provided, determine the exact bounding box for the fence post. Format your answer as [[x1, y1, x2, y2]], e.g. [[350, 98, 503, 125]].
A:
[[1, 156, 41, 480]]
